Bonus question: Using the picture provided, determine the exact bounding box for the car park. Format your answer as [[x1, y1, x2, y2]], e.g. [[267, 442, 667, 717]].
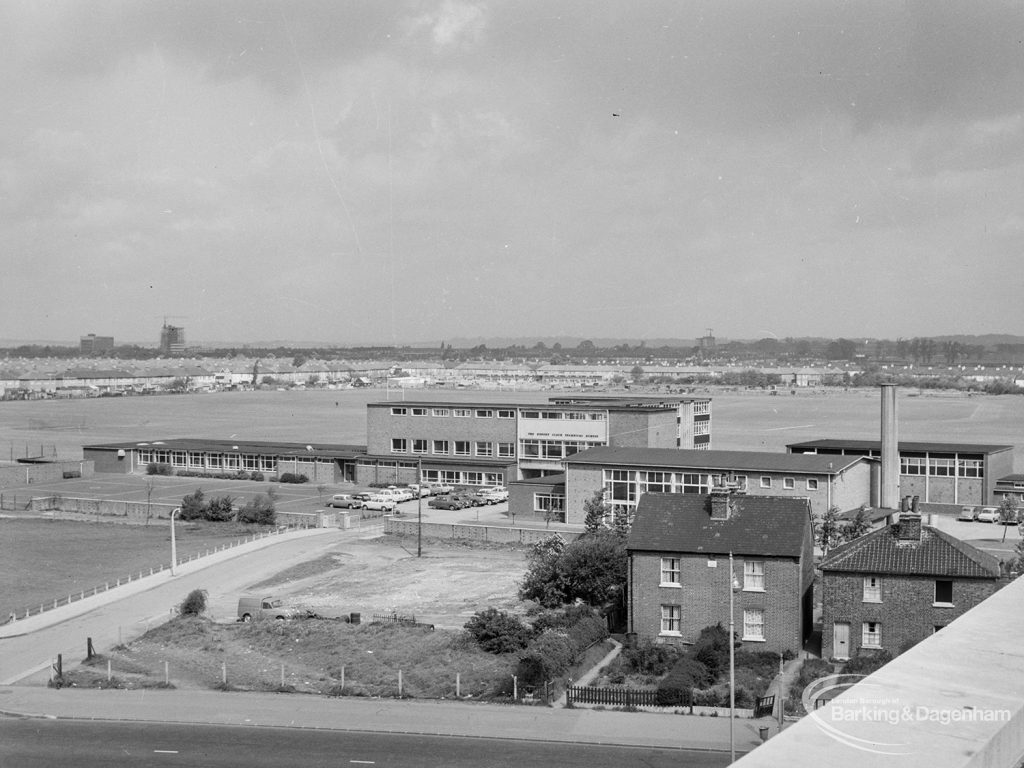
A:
[[328, 493, 363, 509], [452, 491, 483, 507], [408, 483, 431, 497], [386, 486, 415, 502], [361, 495, 397, 512], [428, 483, 454, 495], [428, 494, 466, 510], [957, 506, 977, 522], [476, 486, 509, 504], [976, 507, 1000, 523]]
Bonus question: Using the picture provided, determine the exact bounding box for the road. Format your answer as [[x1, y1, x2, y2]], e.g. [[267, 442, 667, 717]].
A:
[[0, 719, 729, 768], [0, 528, 347, 684]]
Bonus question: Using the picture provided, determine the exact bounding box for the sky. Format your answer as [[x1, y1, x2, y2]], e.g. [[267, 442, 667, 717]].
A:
[[2, 1, 1024, 346]]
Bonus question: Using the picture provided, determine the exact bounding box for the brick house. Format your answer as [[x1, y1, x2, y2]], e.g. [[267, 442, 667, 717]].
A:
[[626, 490, 814, 655], [819, 513, 1004, 660]]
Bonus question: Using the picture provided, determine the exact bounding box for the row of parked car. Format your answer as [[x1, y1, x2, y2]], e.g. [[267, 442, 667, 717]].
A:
[[327, 484, 508, 513], [958, 505, 1019, 524]]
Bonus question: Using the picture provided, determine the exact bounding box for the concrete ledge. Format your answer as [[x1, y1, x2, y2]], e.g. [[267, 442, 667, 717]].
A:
[[736, 575, 1024, 767]]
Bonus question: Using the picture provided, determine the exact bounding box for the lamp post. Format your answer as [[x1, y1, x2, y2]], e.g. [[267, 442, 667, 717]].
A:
[[170, 507, 181, 576], [729, 551, 740, 764], [417, 457, 423, 557]]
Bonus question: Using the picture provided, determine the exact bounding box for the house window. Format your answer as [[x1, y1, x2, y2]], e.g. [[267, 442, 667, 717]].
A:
[[498, 409, 515, 419], [934, 580, 954, 606], [783, 477, 795, 490], [862, 576, 882, 603], [862, 622, 881, 648], [475, 409, 493, 418], [806, 478, 819, 491], [485, 472, 504, 485], [743, 609, 765, 641], [733, 475, 747, 490], [660, 605, 681, 635], [453, 408, 471, 417], [743, 561, 765, 591], [759, 476, 772, 489], [432, 440, 449, 455], [497, 442, 515, 458], [454, 441, 470, 456], [412, 439, 427, 454], [475, 442, 493, 457], [432, 408, 450, 417], [391, 407, 407, 416], [660, 557, 681, 586], [390, 438, 407, 453], [411, 407, 427, 416]]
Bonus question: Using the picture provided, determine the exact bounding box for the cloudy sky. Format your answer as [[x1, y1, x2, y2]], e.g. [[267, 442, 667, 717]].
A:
[[2, 1, 1023, 346]]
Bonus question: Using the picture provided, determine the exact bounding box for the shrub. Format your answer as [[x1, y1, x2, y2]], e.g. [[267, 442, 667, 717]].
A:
[[179, 589, 208, 616], [692, 623, 731, 679], [179, 488, 206, 521], [621, 639, 681, 676], [844, 650, 893, 676], [463, 608, 533, 654], [203, 495, 235, 522], [656, 656, 713, 706], [517, 630, 575, 686], [237, 494, 276, 525], [62, 470, 82, 479], [146, 463, 173, 476], [279, 472, 309, 484], [250, 471, 264, 481]]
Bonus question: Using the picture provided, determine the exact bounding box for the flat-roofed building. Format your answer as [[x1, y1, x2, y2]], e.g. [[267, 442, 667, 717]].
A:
[[786, 439, 1014, 510]]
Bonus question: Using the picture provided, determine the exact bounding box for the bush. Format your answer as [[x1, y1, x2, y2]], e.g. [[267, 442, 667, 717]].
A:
[[203, 495, 235, 522], [844, 650, 893, 676], [517, 630, 575, 686], [62, 470, 82, 479], [179, 488, 206, 521], [250, 471, 264, 481], [279, 472, 309, 484], [146, 463, 173, 476], [237, 494, 276, 525], [656, 656, 713, 706], [179, 589, 208, 616], [621, 639, 681, 677], [692, 623, 731, 679], [463, 608, 533, 654]]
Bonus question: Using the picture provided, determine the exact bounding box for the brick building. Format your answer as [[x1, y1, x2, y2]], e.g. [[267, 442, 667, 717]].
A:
[[819, 513, 1004, 660], [626, 490, 814, 655], [361, 395, 712, 488], [527, 446, 871, 525], [786, 439, 1014, 510]]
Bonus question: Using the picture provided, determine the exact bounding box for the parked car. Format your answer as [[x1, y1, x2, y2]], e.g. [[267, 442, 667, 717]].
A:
[[386, 486, 415, 503], [976, 507, 1000, 523], [454, 491, 484, 507], [476, 486, 509, 504], [957, 506, 977, 522], [328, 494, 363, 509], [237, 596, 303, 622], [408, 483, 431, 497], [428, 483, 454, 495], [362, 495, 397, 512], [428, 495, 466, 510]]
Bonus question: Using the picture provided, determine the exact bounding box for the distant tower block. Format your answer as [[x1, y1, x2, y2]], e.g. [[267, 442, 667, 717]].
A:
[[160, 323, 186, 355]]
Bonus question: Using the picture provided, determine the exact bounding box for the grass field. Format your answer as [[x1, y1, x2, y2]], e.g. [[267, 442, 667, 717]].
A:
[[0, 518, 278, 620]]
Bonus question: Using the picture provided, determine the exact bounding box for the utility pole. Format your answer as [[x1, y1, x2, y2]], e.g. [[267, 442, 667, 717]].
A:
[[417, 457, 423, 557]]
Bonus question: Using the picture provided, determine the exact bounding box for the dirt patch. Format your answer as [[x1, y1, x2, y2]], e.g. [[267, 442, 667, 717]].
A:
[[237, 534, 530, 629]]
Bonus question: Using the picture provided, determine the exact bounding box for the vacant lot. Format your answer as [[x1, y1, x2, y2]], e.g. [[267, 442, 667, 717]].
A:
[[0, 517, 281, 619]]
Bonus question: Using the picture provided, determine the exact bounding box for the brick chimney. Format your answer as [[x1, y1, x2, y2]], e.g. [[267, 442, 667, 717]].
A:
[[896, 513, 922, 542], [710, 487, 734, 520]]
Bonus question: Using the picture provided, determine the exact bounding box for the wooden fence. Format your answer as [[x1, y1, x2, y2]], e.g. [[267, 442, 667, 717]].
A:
[[566, 685, 658, 707]]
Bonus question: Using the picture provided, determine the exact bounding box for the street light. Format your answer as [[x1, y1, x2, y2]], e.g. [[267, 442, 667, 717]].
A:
[[417, 456, 423, 557], [170, 507, 181, 576], [729, 551, 741, 764]]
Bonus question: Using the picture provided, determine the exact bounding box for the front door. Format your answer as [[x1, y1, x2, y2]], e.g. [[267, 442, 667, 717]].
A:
[[833, 622, 850, 660]]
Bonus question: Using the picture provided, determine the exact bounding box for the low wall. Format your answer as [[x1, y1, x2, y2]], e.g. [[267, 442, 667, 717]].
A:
[[385, 517, 582, 545], [0, 460, 94, 489], [29, 495, 178, 523]]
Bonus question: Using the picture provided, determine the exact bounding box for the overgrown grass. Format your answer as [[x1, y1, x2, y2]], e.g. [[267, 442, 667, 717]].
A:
[[247, 553, 347, 590], [84, 616, 517, 699], [0, 518, 274, 619]]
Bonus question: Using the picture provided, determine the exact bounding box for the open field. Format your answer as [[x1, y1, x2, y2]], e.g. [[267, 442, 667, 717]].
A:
[[0, 518, 281, 620], [2, 386, 1022, 466]]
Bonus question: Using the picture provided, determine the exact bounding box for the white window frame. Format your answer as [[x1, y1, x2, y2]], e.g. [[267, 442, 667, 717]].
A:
[[863, 576, 882, 603], [660, 604, 681, 635], [475, 442, 493, 457], [497, 442, 515, 458], [743, 560, 765, 592], [453, 408, 471, 417], [862, 621, 881, 648], [475, 409, 493, 418], [390, 438, 407, 453], [660, 557, 681, 587], [412, 439, 428, 454], [806, 478, 819, 491], [783, 477, 795, 490], [432, 440, 449, 455], [497, 409, 515, 419], [934, 580, 954, 607], [432, 408, 450, 417], [411, 407, 427, 416], [453, 441, 470, 456], [759, 476, 772, 489], [391, 407, 407, 416], [742, 609, 765, 641]]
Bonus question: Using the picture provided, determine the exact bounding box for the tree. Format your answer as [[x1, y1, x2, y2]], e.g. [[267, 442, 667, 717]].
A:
[[630, 365, 645, 382], [463, 608, 533, 654], [815, 506, 842, 553], [583, 490, 612, 533], [518, 530, 627, 608], [518, 536, 567, 608], [841, 506, 872, 543], [203, 495, 235, 522], [238, 493, 276, 525], [999, 496, 1019, 543], [179, 589, 208, 617], [180, 488, 206, 521]]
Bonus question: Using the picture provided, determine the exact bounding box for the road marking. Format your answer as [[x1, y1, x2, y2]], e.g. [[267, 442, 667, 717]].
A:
[[153, 750, 179, 754], [764, 424, 815, 431], [350, 762, 375, 765]]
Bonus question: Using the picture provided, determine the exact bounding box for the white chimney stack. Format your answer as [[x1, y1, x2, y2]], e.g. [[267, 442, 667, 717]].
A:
[[880, 383, 899, 510]]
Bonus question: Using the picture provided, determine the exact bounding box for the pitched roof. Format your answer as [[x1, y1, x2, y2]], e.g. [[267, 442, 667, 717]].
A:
[[627, 493, 811, 558], [787, 438, 1014, 455], [820, 523, 1002, 579], [564, 446, 862, 475]]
